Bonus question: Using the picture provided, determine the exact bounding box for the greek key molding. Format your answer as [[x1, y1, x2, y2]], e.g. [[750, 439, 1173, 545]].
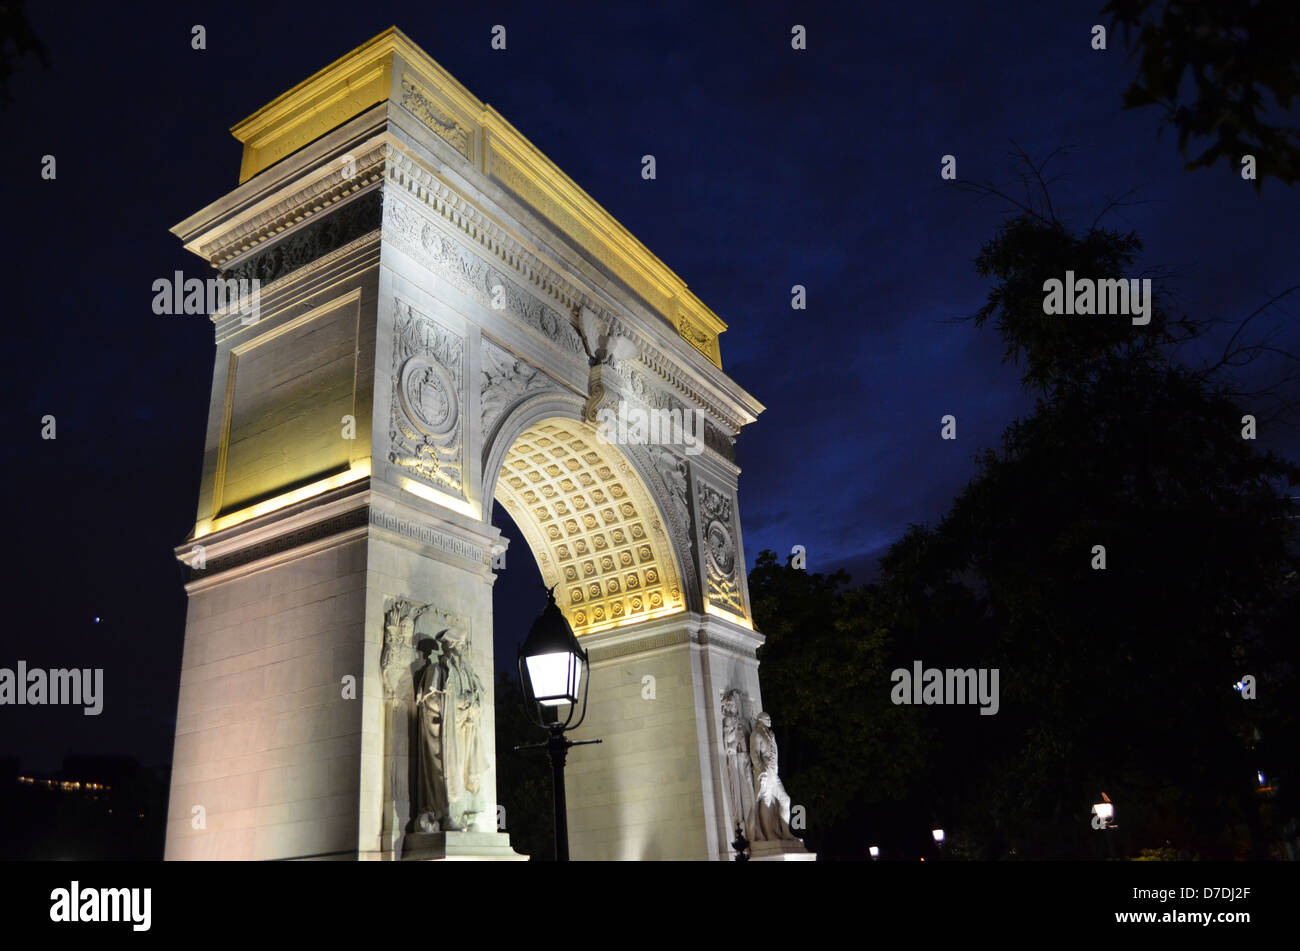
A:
[[693, 625, 759, 659], [368, 508, 485, 565]]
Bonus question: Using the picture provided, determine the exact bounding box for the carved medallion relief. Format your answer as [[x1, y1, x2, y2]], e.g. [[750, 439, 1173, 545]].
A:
[[389, 298, 465, 497], [697, 481, 745, 616]]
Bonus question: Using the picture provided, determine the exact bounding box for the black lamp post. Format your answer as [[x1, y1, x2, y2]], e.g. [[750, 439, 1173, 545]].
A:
[[516, 586, 601, 861]]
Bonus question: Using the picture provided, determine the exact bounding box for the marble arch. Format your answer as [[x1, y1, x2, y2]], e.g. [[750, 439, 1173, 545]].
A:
[[163, 26, 771, 862]]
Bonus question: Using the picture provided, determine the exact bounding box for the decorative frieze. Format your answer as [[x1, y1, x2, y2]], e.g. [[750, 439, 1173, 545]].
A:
[[220, 188, 383, 286], [368, 508, 485, 564], [383, 192, 585, 359], [398, 73, 471, 160], [382, 145, 755, 432]]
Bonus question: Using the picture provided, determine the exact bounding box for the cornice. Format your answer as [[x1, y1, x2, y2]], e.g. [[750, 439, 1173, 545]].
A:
[[692, 613, 766, 658], [199, 145, 388, 267], [175, 478, 502, 590], [216, 26, 746, 373], [175, 134, 763, 433], [380, 142, 762, 430]]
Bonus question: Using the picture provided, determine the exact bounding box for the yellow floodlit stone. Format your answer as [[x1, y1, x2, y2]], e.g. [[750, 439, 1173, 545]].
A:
[[231, 26, 726, 366]]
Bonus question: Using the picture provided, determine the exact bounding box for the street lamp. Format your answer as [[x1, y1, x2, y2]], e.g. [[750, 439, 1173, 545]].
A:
[[1092, 793, 1117, 858], [1092, 797, 1116, 830], [517, 586, 601, 861], [931, 828, 945, 859], [868, 845, 880, 861]]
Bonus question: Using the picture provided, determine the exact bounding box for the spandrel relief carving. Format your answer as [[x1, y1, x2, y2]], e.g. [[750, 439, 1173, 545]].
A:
[[698, 481, 744, 615], [389, 299, 464, 496]]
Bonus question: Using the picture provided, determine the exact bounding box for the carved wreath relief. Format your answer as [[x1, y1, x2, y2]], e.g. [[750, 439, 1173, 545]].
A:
[[389, 298, 464, 497], [381, 597, 489, 848], [698, 481, 743, 615]]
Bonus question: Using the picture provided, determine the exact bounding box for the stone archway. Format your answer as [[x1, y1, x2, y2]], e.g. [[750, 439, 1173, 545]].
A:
[[163, 27, 770, 862], [491, 414, 687, 634]]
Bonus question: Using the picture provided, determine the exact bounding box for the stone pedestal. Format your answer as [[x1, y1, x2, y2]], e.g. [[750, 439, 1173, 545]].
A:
[[395, 831, 526, 861], [750, 839, 817, 861]]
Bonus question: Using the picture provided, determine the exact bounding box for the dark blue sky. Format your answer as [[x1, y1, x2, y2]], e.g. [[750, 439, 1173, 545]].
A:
[[1, 0, 1295, 773]]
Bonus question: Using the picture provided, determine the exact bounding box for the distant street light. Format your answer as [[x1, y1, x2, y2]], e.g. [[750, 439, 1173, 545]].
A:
[[868, 845, 880, 860], [1092, 793, 1117, 830], [1092, 793, 1118, 858]]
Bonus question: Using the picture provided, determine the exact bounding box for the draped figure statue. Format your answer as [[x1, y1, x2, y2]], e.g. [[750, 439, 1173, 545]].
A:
[[744, 711, 798, 842], [381, 601, 423, 845], [721, 689, 755, 829], [414, 629, 489, 832]]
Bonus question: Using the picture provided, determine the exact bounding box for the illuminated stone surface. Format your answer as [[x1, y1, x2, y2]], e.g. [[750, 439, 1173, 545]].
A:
[[165, 27, 767, 861]]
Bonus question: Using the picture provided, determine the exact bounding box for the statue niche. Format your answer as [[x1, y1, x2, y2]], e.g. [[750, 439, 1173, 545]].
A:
[[719, 693, 800, 845], [721, 689, 755, 829], [382, 598, 488, 849]]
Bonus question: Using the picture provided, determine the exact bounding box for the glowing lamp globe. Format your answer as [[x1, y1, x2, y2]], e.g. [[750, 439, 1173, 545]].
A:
[[518, 587, 590, 730]]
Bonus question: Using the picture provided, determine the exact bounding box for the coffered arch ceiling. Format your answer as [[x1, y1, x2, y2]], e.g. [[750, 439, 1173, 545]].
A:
[[494, 418, 686, 636]]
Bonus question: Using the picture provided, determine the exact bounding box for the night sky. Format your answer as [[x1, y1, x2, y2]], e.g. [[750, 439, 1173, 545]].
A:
[[1, 1, 1295, 778]]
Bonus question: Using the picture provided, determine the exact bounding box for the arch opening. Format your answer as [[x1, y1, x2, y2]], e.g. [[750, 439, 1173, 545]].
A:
[[493, 417, 686, 636]]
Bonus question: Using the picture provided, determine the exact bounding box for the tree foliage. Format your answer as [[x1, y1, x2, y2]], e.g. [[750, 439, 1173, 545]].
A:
[[1104, 0, 1300, 188], [750, 198, 1299, 859], [0, 0, 46, 103]]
